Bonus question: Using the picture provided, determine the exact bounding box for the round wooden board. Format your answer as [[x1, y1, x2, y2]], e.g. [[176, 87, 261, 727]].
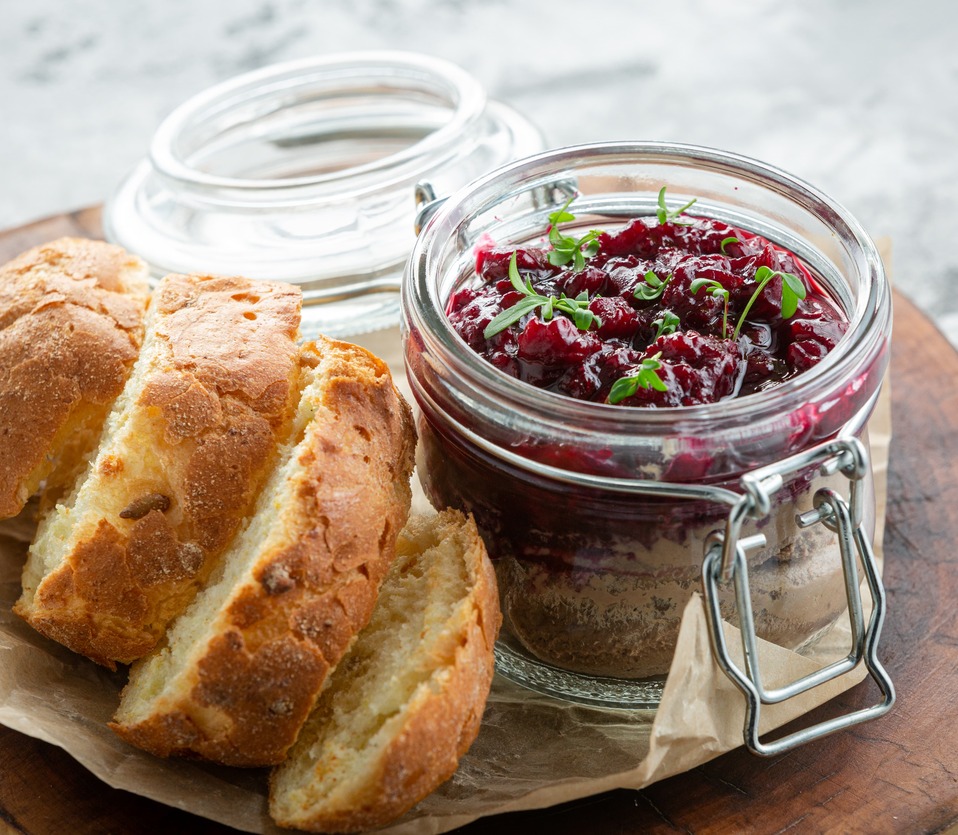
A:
[[1, 210, 956, 835]]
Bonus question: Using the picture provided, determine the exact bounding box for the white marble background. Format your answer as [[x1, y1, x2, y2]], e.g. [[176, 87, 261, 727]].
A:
[[2, 0, 957, 341]]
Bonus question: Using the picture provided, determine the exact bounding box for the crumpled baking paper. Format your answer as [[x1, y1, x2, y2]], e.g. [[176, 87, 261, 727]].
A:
[[0, 253, 892, 835]]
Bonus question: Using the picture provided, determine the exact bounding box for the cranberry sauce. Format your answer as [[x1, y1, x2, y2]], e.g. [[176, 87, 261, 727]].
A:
[[446, 214, 848, 407]]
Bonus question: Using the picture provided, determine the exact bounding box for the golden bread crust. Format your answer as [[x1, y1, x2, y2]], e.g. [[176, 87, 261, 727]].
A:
[[0, 237, 149, 518], [110, 337, 416, 765], [16, 273, 302, 668], [268, 511, 500, 832]]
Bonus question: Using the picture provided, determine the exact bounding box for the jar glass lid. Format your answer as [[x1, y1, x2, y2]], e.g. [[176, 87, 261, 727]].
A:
[[104, 51, 544, 336]]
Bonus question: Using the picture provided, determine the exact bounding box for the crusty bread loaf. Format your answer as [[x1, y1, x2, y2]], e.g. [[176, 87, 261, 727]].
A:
[[0, 238, 149, 518], [110, 337, 416, 766], [14, 273, 302, 668], [269, 510, 500, 833]]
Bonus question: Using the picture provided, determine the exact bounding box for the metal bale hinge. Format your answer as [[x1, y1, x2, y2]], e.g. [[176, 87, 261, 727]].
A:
[[414, 181, 446, 235], [700, 436, 895, 756]]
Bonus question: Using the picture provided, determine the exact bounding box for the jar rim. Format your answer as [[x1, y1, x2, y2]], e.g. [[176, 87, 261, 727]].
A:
[[406, 140, 891, 435], [149, 50, 487, 193]]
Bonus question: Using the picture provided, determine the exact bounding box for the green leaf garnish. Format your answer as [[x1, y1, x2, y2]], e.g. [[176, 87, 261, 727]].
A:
[[573, 306, 598, 331], [656, 186, 697, 225], [652, 310, 680, 340], [482, 295, 544, 339], [549, 207, 576, 226], [508, 252, 535, 295], [607, 352, 667, 404], [546, 195, 603, 273], [482, 251, 603, 340], [690, 277, 730, 340], [633, 270, 672, 301], [732, 265, 807, 340], [720, 236, 740, 255], [780, 271, 807, 319]]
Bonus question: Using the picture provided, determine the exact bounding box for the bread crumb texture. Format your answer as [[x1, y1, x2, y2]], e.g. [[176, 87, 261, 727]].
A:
[[110, 337, 416, 767], [0, 238, 149, 518], [269, 509, 500, 833], [15, 273, 302, 668]]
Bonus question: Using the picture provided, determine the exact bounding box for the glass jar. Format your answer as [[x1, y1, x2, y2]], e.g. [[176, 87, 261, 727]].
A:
[[402, 142, 892, 712], [104, 51, 543, 337]]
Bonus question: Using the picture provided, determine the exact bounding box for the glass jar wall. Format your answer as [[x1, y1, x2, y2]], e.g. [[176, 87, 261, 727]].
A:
[[105, 51, 543, 337], [402, 142, 892, 707]]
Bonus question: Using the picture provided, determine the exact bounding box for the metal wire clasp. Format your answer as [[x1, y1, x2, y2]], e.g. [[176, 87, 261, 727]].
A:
[[414, 181, 446, 235], [701, 436, 895, 756]]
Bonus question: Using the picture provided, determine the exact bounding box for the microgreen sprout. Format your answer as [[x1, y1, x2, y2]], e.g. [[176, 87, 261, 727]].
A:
[[482, 251, 602, 340], [732, 265, 807, 340], [690, 277, 730, 339], [633, 270, 672, 302], [720, 236, 740, 255], [656, 186, 697, 225], [652, 310, 680, 340], [546, 195, 603, 272], [607, 352, 667, 404]]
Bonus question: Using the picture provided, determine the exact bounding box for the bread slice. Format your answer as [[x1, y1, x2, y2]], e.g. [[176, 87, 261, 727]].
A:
[[0, 238, 149, 518], [110, 337, 416, 766], [268, 510, 500, 833], [14, 273, 302, 668]]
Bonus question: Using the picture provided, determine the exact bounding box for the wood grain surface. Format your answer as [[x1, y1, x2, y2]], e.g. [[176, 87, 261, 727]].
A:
[[1, 209, 955, 835]]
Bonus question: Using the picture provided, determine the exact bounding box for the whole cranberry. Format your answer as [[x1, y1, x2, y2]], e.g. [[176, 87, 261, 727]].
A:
[[788, 339, 829, 372], [591, 296, 642, 341], [661, 266, 724, 334], [598, 218, 655, 258], [572, 344, 648, 401], [556, 265, 608, 298], [477, 246, 557, 282], [449, 294, 503, 349], [517, 316, 602, 365], [786, 301, 847, 352], [616, 332, 743, 407], [602, 257, 652, 298]]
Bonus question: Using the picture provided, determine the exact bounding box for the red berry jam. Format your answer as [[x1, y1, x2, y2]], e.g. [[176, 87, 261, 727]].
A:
[[446, 215, 849, 407]]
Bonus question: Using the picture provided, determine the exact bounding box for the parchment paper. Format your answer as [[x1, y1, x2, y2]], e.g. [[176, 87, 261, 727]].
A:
[[0, 245, 893, 834]]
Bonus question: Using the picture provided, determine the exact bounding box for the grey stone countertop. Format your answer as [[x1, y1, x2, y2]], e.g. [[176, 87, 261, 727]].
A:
[[2, 0, 957, 342]]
